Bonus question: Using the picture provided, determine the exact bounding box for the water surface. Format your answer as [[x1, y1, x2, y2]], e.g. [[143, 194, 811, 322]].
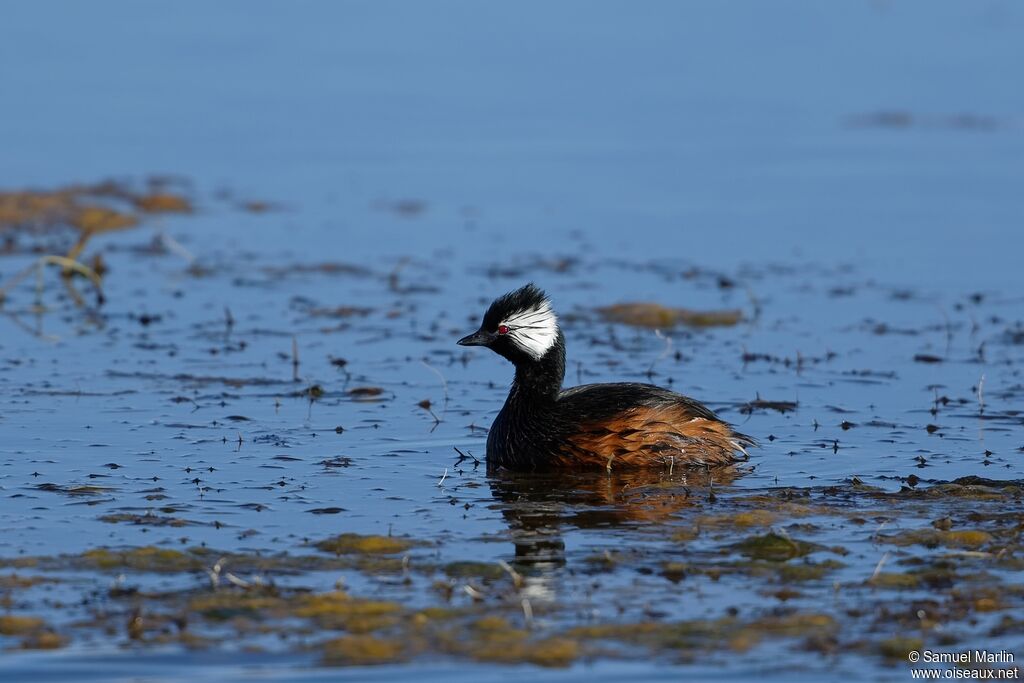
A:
[[1, 1, 1022, 681]]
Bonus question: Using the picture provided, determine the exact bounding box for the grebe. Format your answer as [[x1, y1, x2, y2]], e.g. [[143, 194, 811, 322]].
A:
[[458, 284, 754, 471]]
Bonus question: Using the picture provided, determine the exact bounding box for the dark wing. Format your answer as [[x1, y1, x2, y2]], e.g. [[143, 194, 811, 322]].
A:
[[556, 382, 721, 422], [554, 383, 753, 468]]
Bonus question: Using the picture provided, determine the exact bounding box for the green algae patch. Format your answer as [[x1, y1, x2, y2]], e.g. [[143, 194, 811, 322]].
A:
[[893, 479, 1024, 502], [314, 533, 414, 555], [1, 546, 424, 577], [879, 529, 993, 550], [134, 192, 192, 213], [294, 592, 402, 632], [732, 533, 821, 561], [598, 303, 742, 329], [2, 472, 1023, 671], [568, 618, 738, 651], [661, 557, 842, 583], [469, 636, 580, 667], [410, 606, 467, 626], [727, 495, 836, 518], [748, 612, 835, 637], [730, 613, 837, 652], [188, 591, 285, 620], [661, 562, 694, 582], [566, 621, 667, 641], [868, 572, 922, 589], [574, 618, 730, 651], [470, 615, 516, 632], [435, 616, 580, 667], [950, 586, 1007, 613], [19, 631, 67, 650], [322, 634, 406, 665], [879, 636, 924, 660], [0, 615, 45, 635], [568, 612, 835, 656], [0, 557, 40, 569], [0, 574, 53, 589], [80, 546, 203, 572], [698, 510, 777, 529], [2, 615, 68, 652]]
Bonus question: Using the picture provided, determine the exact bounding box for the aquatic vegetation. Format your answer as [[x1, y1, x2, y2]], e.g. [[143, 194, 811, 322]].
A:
[[133, 193, 192, 213], [294, 592, 402, 632], [866, 572, 921, 589], [698, 509, 776, 528], [313, 533, 415, 555], [878, 529, 994, 550], [0, 180, 195, 308], [79, 547, 203, 572], [321, 634, 407, 665], [2, 472, 1021, 670], [35, 483, 114, 496], [2, 175, 1023, 680], [0, 615, 45, 635], [0, 574, 52, 589], [598, 302, 743, 328], [188, 590, 286, 620], [731, 532, 822, 561], [878, 636, 924, 660]]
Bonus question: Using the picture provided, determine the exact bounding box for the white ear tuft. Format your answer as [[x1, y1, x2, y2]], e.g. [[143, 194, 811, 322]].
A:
[[502, 301, 559, 360]]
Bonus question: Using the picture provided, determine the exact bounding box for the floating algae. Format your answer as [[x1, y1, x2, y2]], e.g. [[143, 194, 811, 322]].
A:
[[597, 302, 743, 328], [313, 533, 416, 555]]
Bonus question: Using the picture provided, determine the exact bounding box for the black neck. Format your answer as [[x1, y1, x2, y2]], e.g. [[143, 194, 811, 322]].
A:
[[510, 332, 565, 402]]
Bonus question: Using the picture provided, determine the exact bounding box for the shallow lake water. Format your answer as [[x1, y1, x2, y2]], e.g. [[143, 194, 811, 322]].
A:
[[1, 2, 1022, 681]]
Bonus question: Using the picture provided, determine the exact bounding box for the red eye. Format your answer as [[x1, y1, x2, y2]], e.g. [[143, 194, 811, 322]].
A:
[[497, 325, 510, 335]]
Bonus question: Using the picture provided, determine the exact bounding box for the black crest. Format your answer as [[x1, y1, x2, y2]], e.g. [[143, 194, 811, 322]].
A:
[[482, 283, 549, 331]]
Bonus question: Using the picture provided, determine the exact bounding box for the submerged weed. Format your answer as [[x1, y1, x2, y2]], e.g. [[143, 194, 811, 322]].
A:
[[732, 533, 821, 561], [0, 615, 45, 635], [322, 635, 407, 665], [878, 529, 993, 550], [80, 547, 202, 572], [314, 533, 415, 556]]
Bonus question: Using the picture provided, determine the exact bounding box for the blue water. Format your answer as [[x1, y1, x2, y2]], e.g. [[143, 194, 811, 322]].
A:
[[2, 1, 1022, 284], [1, 1, 1022, 680]]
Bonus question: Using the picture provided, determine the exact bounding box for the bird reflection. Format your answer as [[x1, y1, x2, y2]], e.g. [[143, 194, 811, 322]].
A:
[[487, 465, 747, 593]]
